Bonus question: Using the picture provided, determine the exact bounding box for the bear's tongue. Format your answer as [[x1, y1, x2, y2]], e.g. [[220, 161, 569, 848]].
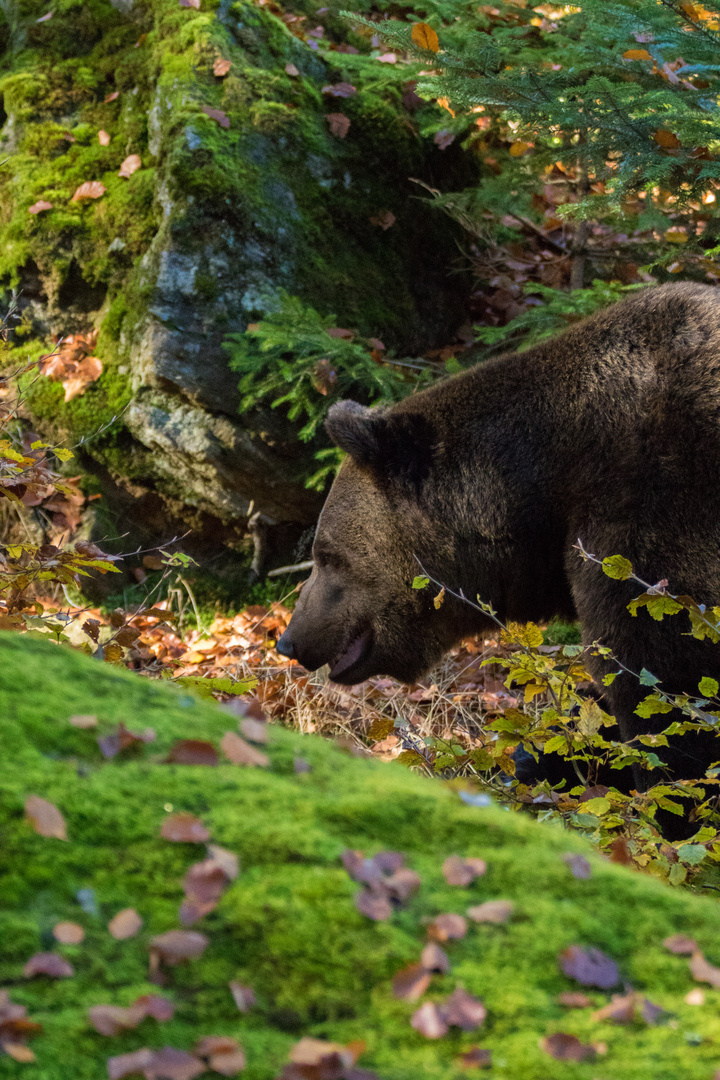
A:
[[328, 627, 372, 681]]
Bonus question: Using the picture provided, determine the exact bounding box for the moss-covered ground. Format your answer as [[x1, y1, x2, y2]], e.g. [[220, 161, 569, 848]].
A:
[[4, 632, 720, 1078]]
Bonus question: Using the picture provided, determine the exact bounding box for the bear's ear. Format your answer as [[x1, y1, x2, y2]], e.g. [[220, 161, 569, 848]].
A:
[[325, 399, 433, 484], [325, 401, 387, 467]]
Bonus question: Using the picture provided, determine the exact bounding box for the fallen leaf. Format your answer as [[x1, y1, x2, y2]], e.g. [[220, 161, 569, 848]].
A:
[[213, 57, 232, 77], [285, 63, 300, 76], [70, 181, 106, 202], [385, 867, 421, 902], [354, 888, 393, 921], [229, 981, 256, 1012], [150, 930, 209, 965], [411, 22, 440, 52], [108, 1050, 154, 1080], [457, 1046, 491, 1069], [118, 154, 142, 178], [160, 813, 210, 843], [180, 859, 228, 924], [144, 1046, 206, 1080], [29, 201, 53, 214], [221, 731, 269, 767], [466, 900, 514, 924], [179, 0, 201, 7], [369, 210, 396, 230], [558, 991, 592, 1008], [98, 722, 155, 759], [36, 11, 52, 21], [685, 987, 705, 1005], [23, 952, 74, 978], [321, 82, 357, 98], [52, 921, 84, 944], [108, 908, 143, 940], [105, 90, 120, 102], [665, 228, 689, 243], [25, 795, 67, 840], [443, 987, 487, 1031], [98, 130, 111, 146], [541, 1033, 596, 1062], [207, 845, 239, 880], [239, 718, 268, 744], [654, 128, 681, 149], [392, 963, 431, 1001], [62, 356, 103, 402], [294, 757, 312, 773], [3, 1044, 36, 1062], [558, 946, 619, 989], [411, 1001, 448, 1039], [428, 913, 467, 941], [623, 48, 653, 60], [421, 942, 450, 973], [664, 933, 697, 955], [200, 105, 230, 128], [88, 1003, 147, 1037], [136, 995, 175, 1022], [563, 854, 592, 879], [690, 949, 720, 987], [69, 714, 97, 728], [442, 855, 486, 886], [166, 740, 219, 766]]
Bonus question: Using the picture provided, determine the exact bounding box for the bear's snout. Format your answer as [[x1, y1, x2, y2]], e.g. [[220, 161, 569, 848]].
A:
[[275, 631, 295, 660]]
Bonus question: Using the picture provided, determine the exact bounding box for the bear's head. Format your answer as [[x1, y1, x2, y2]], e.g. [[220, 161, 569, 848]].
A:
[[275, 400, 482, 684]]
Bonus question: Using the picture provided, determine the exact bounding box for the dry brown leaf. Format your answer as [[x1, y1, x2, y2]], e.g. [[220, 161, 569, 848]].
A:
[[466, 900, 514, 925], [411, 1001, 448, 1039], [52, 921, 84, 944], [690, 949, 720, 987], [663, 933, 697, 955], [180, 859, 228, 924], [221, 731, 269, 767], [160, 813, 210, 843], [368, 210, 396, 230], [150, 930, 209, 964], [69, 714, 97, 729], [88, 1003, 147, 1036], [428, 913, 467, 941], [166, 740, 219, 766], [285, 63, 299, 76], [25, 795, 67, 840], [108, 1049, 155, 1080], [392, 963, 431, 1001], [541, 1033, 596, 1062], [71, 180, 106, 202], [411, 22, 440, 52], [239, 718, 268, 744], [563, 854, 592, 879], [229, 981, 256, 1012], [144, 1046, 206, 1080], [457, 1046, 491, 1069], [108, 908, 143, 940], [321, 82, 357, 98], [442, 855, 486, 886], [29, 200, 53, 214], [3, 1043, 36, 1062], [354, 888, 393, 921], [558, 945, 619, 989], [288, 1037, 357, 1072], [213, 57, 232, 77], [98, 130, 111, 145], [105, 90, 120, 102], [443, 987, 487, 1031], [179, 0, 201, 6], [23, 952, 74, 978], [200, 105, 230, 128], [118, 154, 142, 178], [558, 991, 592, 1008], [385, 867, 421, 902], [326, 113, 351, 138], [654, 128, 681, 149], [207, 845, 239, 880], [421, 942, 450, 973], [98, 722, 155, 759]]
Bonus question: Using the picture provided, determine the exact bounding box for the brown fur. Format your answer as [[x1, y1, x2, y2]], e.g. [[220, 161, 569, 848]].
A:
[[277, 282, 720, 796]]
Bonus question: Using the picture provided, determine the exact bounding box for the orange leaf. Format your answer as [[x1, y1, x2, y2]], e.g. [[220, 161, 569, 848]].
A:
[[53, 921, 85, 944], [98, 129, 111, 146], [654, 128, 681, 149], [108, 908, 143, 940], [25, 795, 68, 840], [70, 181, 106, 202], [437, 96, 455, 117], [411, 22, 440, 53], [623, 49, 652, 60], [509, 141, 532, 156], [213, 57, 232, 77], [118, 154, 142, 178]]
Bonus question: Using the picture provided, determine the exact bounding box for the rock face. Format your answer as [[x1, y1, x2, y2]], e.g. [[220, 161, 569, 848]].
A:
[[0, 0, 477, 552], [5, 629, 720, 1080]]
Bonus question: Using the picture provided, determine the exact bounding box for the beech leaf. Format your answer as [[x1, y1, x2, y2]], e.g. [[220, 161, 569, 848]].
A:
[[29, 201, 53, 214], [689, 949, 720, 987], [442, 855, 486, 886], [108, 907, 143, 940], [442, 987, 487, 1031], [411, 1001, 448, 1039], [559, 945, 619, 989], [466, 900, 514, 924], [213, 57, 232, 77], [229, 981, 256, 1012], [200, 105, 230, 128], [160, 813, 210, 843], [541, 1033, 596, 1062], [428, 913, 467, 941], [326, 113, 350, 138], [166, 740, 219, 766], [23, 952, 74, 978], [411, 22, 440, 52], [52, 921, 84, 944], [392, 963, 431, 1001], [221, 731, 269, 767], [70, 181, 106, 202], [118, 154, 142, 178], [25, 795, 67, 840], [150, 930, 209, 964], [663, 933, 697, 954]]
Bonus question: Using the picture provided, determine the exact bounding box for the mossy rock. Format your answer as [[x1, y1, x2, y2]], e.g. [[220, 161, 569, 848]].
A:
[[4, 630, 720, 1079]]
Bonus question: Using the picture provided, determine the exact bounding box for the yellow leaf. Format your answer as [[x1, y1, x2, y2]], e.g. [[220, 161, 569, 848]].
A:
[[524, 682, 546, 702], [510, 141, 532, 156], [437, 96, 455, 117], [368, 717, 396, 741], [433, 586, 445, 609], [623, 49, 652, 61], [654, 128, 681, 149], [103, 642, 124, 662], [411, 22, 440, 53], [665, 228, 689, 243]]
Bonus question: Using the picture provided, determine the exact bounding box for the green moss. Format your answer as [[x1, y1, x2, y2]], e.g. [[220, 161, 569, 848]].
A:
[[4, 631, 720, 1079]]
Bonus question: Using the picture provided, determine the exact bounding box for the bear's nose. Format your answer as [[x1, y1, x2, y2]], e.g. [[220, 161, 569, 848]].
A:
[[275, 631, 295, 660]]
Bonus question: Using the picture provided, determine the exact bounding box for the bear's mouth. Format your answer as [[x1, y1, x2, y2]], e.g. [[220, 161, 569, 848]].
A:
[[328, 626, 373, 682]]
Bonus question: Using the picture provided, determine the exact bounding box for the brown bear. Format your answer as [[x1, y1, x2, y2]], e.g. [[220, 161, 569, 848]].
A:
[[276, 282, 720, 798]]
